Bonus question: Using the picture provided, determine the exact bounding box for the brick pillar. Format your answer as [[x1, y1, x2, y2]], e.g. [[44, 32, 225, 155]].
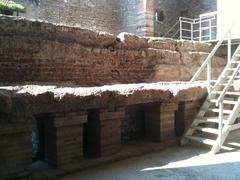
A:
[[99, 107, 125, 156], [49, 111, 87, 166], [0, 125, 32, 179], [86, 107, 125, 157], [136, 0, 155, 36], [0, 98, 33, 179], [175, 101, 200, 136], [144, 103, 178, 142]]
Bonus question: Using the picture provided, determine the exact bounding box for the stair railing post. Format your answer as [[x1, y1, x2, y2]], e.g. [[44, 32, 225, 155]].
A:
[[191, 22, 193, 41], [180, 18, 183, 40], [209, 19, 212, 41], [199, 17, 202, 41], [228, 30, 232, 62], [218, 101, 223, 149], [207, 59, 212, 93]]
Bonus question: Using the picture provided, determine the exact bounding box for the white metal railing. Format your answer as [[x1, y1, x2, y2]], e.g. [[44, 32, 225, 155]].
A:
[[179, 11, 217, 41], [164, 11, 217, 42], [199, 11, 217, 42]]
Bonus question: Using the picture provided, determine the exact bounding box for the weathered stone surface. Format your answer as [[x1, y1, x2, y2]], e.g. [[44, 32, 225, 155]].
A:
[[0, 82, 207, 115], [150, 65, 181, 81], [147, 38, 177, 51], [181, 52, 208, 65], [176, 41, 212, 52], [116, 32, 148, 50]]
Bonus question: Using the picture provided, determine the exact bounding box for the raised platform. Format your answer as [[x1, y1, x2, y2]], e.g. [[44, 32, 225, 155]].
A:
[[0, 81, 207, 180]]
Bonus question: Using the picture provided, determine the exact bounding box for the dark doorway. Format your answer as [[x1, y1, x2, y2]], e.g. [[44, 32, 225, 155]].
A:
[[32, 114, 56, 167], [32, 118, 45, 162], [83, 109, 101, 158]]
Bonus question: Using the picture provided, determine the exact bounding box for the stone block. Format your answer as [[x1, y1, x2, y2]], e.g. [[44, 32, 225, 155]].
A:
[[43, 111, 87, 166]]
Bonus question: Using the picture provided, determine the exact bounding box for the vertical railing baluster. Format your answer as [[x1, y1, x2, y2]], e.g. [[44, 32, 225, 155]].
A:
[[207, 59, 212, 93], [191, 22, 193, 41], [180, 18, 182, 40], [218, 101, 223, 149], [228, 30, 232, 62], [199, 17, 202, 41], [209, 19, 212, 41]]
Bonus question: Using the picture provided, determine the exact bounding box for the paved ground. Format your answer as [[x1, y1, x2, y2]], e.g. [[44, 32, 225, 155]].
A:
[[60, 131, 240, 180]]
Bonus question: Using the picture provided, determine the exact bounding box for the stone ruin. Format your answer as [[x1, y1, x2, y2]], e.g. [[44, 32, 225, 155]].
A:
[[0, 15, 227, 179]]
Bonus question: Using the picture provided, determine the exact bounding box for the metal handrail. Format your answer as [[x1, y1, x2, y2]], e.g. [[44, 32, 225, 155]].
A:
[[179, 17, 195, 22]]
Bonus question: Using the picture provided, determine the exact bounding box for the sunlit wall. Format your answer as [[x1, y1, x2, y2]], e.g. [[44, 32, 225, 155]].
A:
[[217, 0, 240, 39]]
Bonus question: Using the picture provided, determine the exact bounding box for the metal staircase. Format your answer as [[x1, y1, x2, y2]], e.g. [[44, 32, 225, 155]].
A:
[[181, 16, 240, 154]]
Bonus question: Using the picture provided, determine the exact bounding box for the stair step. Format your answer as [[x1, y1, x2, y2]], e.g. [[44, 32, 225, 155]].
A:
[[212, 91, 240, 96], [185, 136, 235, 151], [186, 136, 215, 146], [192, 126, 219, 134], [234, 54, 240, 57], [226, 68, 238, 71], [216, 83, 234, 87], [222, 75, 240, 79], [210, 99, 237, 105], [196, 117, 228, 124], [211, 80, 218, 83], [230, 60, 240, 64], [208, 108, 232, 114]]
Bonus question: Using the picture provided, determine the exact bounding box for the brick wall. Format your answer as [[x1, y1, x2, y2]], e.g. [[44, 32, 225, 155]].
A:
[[13, 0, 120, 34], [11, 0, 216, 36], [39, 0, 120, 34], [0, 16, 226, 86]]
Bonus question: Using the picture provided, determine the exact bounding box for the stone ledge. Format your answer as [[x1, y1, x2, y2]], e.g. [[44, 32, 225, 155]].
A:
[[0, 81, 207, 115]]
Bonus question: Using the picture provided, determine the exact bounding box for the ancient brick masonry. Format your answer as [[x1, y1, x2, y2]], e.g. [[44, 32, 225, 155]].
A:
[[98, 108, 125, 156], [0, 98, 33, 179], [0, 16, 226, 86], [0, 126, 32, 179], [50, 112, 87, 166], [0, 16, 217, 180]]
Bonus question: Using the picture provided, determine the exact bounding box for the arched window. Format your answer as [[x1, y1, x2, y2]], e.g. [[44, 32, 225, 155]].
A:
[[156, 9, 164, 22]]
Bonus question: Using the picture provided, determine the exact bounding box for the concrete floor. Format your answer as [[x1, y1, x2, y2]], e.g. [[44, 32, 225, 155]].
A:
[[60, 131, 240, 180]]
